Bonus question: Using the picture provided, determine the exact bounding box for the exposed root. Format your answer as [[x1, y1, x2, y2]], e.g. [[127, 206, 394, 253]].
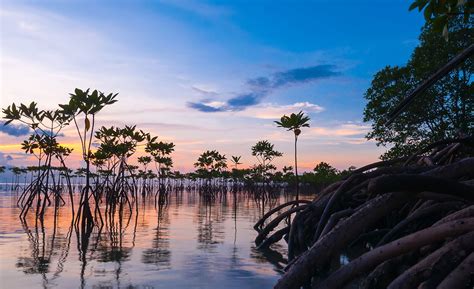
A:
[[255, 137, 474, 289]]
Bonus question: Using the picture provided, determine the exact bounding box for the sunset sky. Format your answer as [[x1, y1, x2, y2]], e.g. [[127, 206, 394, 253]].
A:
[[0, 0, 425, 172]]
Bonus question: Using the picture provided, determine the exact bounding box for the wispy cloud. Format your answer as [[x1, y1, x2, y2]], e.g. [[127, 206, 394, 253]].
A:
[[309, 123, 371, 138], [137, 121, 208, 131], [0, 121, 30, 136], [191, 85, 219, 97], [187, 101, 225, 112], [248, 64, 340, 90], [236, 102, 324, 119], [188, 64, 340, 112], [158, 0, 231, 18], [261, 121, 372, 145], [0, 2, 389, 171], [0, 152, 14, 166]]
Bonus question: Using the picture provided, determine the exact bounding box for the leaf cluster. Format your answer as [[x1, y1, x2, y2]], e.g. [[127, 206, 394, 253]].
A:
[[95, 125, 147, 159], [59, 88, 117, 117], [409, 0, 473, 39], [145, 136, 175, 170], [251, 140, 283, 164], [3, 102, 70, 133], [364, 16, 473, 159], [274, 110, 310, 136], [194, 150, 227, 176]]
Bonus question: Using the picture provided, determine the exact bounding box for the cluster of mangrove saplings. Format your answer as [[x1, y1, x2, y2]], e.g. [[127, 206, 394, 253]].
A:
[[254, 136, 474, 289], [1, 88, 356, 226]]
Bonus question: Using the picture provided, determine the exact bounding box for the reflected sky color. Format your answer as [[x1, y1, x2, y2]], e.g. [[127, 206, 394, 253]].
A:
[[0, 187, 308, 288], [0, 1, 425, 171]]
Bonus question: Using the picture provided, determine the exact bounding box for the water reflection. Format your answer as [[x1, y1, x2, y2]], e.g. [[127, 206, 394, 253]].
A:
[[195, 201, 225, 252], [142, 203, 171, 269], [15, 205, 74, 288], [0, 188, 309, 288]]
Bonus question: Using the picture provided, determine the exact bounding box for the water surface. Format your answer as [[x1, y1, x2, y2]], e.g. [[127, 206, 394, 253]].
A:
[[0, 186, 304, 289]]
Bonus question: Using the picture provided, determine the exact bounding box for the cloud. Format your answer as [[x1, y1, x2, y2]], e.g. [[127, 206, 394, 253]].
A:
[[249, 64, 340, 90], [187, 91, 264, 112], [191, 85, 219, 97], [226, 92, 264, 108], [158, 0, 231, 18], [41, 131, 65, 137], [0, 121, 30, 136], [309, 123, 371, 138], [262, 121, 373, 147], [187, 101, 225, 112], [237, 101, 324, 119], [0, 152, 14, 166], [188, 65, 340, 112], [137, 121, 208, 131]]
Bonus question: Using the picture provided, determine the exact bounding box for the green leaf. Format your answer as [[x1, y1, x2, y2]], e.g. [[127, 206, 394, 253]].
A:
[[431, 15, 446, 32], [423, 2, 433, 20], [409, 1, 419, 11], [85, 117, 90, 131]]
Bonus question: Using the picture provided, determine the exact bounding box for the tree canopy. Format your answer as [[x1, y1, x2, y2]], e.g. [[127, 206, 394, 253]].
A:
[[274, 111, 310, 136], [409, 0, 473, 39], [363, 16, 473, 160]]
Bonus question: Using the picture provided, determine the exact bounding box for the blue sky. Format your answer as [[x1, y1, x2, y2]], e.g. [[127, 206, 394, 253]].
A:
[[0, 0, 425, 171]]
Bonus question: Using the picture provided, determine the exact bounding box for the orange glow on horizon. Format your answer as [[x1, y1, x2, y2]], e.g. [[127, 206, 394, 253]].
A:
[[1, 135, 383, 171]]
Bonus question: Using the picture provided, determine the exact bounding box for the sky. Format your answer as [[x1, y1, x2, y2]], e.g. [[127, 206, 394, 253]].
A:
[[0, 0, 425, 172]]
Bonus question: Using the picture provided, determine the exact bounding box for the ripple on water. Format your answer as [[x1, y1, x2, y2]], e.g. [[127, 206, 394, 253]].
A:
[[0, 188, 311, 288]]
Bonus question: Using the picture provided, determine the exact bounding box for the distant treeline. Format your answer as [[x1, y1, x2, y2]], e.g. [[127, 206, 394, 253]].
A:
[[0, 161, 354, 190]]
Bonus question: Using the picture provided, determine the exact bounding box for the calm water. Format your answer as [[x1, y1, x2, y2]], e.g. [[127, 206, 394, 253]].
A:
[[0, 186, 307, 289]]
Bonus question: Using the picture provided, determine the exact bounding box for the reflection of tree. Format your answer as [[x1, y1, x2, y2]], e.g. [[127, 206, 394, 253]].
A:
[[76, 215, 98, 289], [250, 246, 287, 273], [230, 189, 239, 269], [93, 201, 136, 288], [195, 200, 225, 252], [97, 202, 133, 263], [16, 203, 74, 288], [249, 193, 289, 274], [255, 192, 279, 219], [12, 183, 300, 287], [141, 203, 171, 269]]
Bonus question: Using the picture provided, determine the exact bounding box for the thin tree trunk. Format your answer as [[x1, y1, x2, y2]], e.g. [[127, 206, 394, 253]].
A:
[[295, 134, 299, 201]]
